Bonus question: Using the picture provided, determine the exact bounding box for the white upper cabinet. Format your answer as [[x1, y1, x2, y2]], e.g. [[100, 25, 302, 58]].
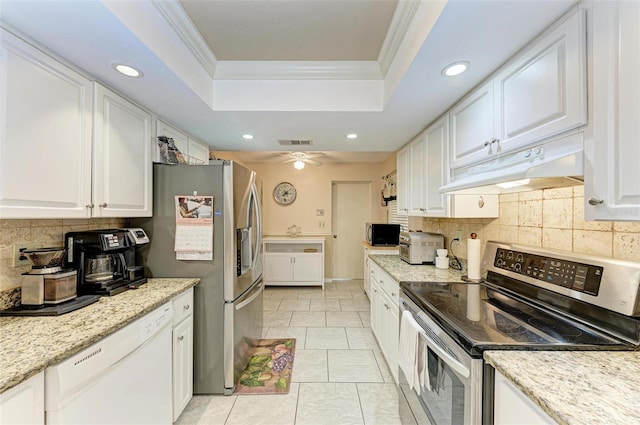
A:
[[493, 9, 587, 155], [449, 8, 587, 172], [157, 120, 188, 157], [584, 1, 640, 220], [0, 28, 93, 218], [424, 116, 450, 217], [407, 133, 426, 216], [187, 138, 210, 165], [94, 84, 152, 217], [396, 145, 410, 215], [450, 81, 495, 169]]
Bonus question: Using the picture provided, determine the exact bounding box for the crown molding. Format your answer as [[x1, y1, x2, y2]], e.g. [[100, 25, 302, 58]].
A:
[[214, 61, 383, 80], [377, 0, 422, 77], [151, 0, 217, 79]]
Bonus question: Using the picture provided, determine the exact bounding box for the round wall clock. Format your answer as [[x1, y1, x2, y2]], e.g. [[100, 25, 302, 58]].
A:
[[273, 182, 297, 205]]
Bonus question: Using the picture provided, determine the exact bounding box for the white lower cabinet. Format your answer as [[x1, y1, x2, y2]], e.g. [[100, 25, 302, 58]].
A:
[[584, 0, 640, 220], [363, 246, 399, 296], [494, 370, 555, 425], [263, 238, 325, 288], [369, 261, 399, 383], [172, 289, 194, 422], [0, 372, 44, 425]]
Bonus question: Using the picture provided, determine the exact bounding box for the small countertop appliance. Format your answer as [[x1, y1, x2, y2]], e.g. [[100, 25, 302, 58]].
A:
[[399, 231, 445, 265], [65, 229, 149, 296]]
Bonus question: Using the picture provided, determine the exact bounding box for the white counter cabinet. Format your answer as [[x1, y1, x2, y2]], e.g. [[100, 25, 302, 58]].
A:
[[263, 237, 325, 289], [369, 260, 399, 383], [0, 372, 44, 425], [172, 288, 194, 422], [363, 244, 399, 296], [494, 370, 555, 425]]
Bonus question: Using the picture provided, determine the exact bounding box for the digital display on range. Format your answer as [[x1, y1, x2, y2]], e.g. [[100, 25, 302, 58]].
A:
[[494, 249, 603, 296]]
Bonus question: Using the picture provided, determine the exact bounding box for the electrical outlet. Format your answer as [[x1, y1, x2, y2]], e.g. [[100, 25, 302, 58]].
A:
[[12, 242, 43, 267], [319, 220, 325, 228], [455, 230, 462, 240]]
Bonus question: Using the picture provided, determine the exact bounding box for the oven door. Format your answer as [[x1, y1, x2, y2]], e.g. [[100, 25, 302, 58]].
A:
[[399, 296, 484, 425]]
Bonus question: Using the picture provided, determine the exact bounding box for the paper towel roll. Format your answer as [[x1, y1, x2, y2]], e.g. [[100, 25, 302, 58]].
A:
[[466, 284, 481, 321], [467, 238, 482, 280]]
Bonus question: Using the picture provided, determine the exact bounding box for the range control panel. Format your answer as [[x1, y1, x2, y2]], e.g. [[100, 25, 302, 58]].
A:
[[494, 248, 603, 296]]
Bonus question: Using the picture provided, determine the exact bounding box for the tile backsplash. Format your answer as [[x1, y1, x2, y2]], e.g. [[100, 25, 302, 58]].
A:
[[0, 218, 127, 291], [416, 186, 640, 262]]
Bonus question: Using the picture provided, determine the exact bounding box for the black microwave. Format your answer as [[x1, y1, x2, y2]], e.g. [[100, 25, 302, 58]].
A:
[[365, 223, 400, 246]]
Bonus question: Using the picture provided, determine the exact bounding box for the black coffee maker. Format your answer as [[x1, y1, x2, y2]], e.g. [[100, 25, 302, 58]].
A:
[[65, 229, 149, 296]]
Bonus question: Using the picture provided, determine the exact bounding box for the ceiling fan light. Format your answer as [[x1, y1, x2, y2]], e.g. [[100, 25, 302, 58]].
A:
[[242, 134, 254, 140], [346, 133, 358, 139], [294, 160, 305, 170]]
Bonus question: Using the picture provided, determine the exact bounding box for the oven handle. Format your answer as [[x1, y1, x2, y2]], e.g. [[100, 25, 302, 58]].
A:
[[420, 331, 470, 379]]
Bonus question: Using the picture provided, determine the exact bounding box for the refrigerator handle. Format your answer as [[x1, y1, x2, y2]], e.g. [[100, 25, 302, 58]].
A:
[[250, 182, 262, 269]]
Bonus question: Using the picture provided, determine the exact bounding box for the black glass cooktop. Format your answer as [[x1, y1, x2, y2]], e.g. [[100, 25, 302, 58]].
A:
[[400, 281, 628, 356]]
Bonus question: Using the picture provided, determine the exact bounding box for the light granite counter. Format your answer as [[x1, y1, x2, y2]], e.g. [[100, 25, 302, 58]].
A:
[[485, 350, 640, 425], [369, 254, 466, 283], [0, 278, 199, 394]]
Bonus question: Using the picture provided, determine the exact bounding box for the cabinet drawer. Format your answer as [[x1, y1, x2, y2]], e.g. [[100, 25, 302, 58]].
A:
[[371, 264, 399, 305], [172, 288, 194, 325]]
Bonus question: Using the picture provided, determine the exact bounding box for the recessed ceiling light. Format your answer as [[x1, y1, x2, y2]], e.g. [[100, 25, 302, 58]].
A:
[[242, 134, 254, 140], [346, 133, 358, 139], [442, 61, 470, 77], [113, 63, 143, 78]]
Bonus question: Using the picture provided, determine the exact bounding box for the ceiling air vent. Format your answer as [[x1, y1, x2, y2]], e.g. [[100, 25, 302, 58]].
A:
[[278, 139, 313, 146]]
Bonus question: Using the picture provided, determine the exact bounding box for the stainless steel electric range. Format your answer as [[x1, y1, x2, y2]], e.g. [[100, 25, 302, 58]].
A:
[[399, 241, 640, 425]]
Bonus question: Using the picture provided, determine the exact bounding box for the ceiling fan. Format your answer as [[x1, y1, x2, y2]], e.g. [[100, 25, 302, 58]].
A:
[[280, 152, 324, 169]]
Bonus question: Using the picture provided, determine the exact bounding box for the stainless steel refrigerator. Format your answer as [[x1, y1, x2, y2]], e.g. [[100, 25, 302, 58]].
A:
[[134, 161, 263, 395]]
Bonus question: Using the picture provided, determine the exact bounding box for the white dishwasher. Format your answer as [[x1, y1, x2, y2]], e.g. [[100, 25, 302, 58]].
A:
[[45, 302, 173, 425]]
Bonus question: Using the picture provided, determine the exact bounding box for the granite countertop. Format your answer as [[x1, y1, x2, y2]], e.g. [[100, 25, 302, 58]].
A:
[[485, 351, 640, 425], [369, 254, 467, 283], [0, 278, 199, 394]]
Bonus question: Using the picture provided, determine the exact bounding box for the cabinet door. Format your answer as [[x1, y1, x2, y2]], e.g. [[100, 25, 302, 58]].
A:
[[386, 292, 400, 383], [173, 317, 193, 422], [407, 133, 426, 216], [494, 10, 587, 155], [494, 370, 555, 425], [369, 278, 381, 338], [156, 120, 188, 157], [424, 115, 450, 217], [363, 248, 370, 296], [396, 145, 410, 215], [450, 81, 494, 169], [93, 84, 152, 217], [292, 254, 323, 282], [188, 138, 210, 165], [585, 1, 640, 220], [0, 372, 44, 425], [263, 254, 293, 282], [0, 29, 93, 218]]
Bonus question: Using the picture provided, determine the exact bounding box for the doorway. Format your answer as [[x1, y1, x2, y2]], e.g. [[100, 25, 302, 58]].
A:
[[331, 181, 370, 280]]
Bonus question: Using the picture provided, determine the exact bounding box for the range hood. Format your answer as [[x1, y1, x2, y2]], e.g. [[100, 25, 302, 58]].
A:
[[439, 133, 584, 194]]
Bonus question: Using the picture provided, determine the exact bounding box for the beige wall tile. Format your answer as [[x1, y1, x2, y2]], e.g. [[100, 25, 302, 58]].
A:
[[543, 228, 573, 251], [499, 225, 519, 244], [31, 227, 64, 245], [614, 222, 640, 233], [0, 227, 31, 260], [573, 230, 613, 257], [483, 224, 501, 242], [519, 190, 543, 201], [573, 185, 585, 197], [0, 258, 27, 291], [500, 202, 519, 226], [519, 200, 543, 227], [613, 233, 640, 262], [500, 193, 518, 203], [31, 219, 62, 227], [573, 198, 613, 231], [543, 187, 574, 199], [0, 220, 30, 229], [543, 198, 573, 229], [518, 227, 542, 246]]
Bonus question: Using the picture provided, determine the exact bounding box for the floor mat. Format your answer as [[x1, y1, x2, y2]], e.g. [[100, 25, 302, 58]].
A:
[[234, 338, 296, 395]]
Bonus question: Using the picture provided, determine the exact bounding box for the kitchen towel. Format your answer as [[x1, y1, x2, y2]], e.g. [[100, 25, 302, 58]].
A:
[[398, 310, 423, 395], [467, 237, 482, 280]]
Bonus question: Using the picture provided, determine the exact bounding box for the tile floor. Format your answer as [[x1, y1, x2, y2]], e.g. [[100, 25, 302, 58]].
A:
[[176, 280, 418, 425]]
